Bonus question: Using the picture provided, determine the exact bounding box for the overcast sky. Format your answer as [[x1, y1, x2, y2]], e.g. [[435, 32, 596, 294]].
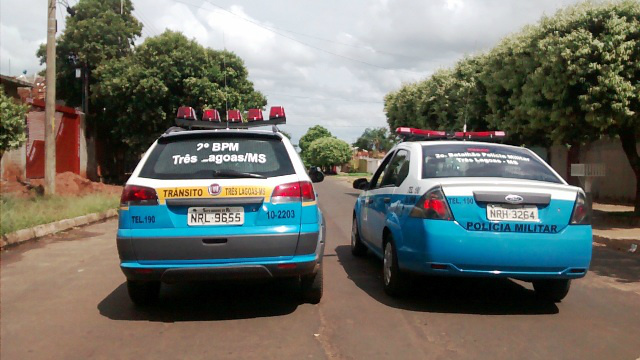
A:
[[1, 0, 584, 144]]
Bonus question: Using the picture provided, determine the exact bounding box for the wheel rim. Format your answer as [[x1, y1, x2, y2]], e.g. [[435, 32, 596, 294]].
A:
[[384, 243, 392, 285], [351, 219, 357, 249]]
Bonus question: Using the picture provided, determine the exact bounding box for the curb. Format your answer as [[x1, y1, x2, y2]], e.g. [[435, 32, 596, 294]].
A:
[[1, 209, 118, 250], [593, 235, 639, 255]]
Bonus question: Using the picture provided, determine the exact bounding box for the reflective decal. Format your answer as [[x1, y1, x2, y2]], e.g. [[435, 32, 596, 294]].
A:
[[466, 222, 558, 233], [156, 186, 272, 204]]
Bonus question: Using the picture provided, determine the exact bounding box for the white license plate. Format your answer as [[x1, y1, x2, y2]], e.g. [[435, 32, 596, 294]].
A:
[[487, 204, 538, 222], [188, 207, 244, 226]]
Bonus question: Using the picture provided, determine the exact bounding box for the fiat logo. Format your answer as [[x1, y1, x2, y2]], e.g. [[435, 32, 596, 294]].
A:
[[208, 183, 222, 196], [505, 194, 524, 204]]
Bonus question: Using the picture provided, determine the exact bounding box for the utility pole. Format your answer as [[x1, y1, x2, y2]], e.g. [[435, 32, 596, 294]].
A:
[[45, 0, 56, 195]]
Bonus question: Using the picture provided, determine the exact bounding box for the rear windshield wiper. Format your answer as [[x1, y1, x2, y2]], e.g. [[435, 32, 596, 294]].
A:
[[211, 170, 265, 179]]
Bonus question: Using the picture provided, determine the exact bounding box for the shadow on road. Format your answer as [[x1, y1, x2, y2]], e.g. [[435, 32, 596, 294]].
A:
[[98, 279, 301, 322], [589, 247, 640, 284], [335, 245, 559, 315]]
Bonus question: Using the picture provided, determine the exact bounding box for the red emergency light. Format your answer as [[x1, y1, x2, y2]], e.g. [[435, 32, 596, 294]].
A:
[[396, 127, 447, 139], [202, 109, 221, 122], [247, 109, 264, 122], [269, 106, 285, 120], [454, 131, 506, 140], [176, 106, 197, 120], [227, 110, 243, 123], [396, 127, 506, 142], [174, 105, 286, 129]]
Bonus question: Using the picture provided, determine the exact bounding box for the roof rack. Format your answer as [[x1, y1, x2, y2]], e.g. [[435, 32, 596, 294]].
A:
[[396, 127, 506, 142]]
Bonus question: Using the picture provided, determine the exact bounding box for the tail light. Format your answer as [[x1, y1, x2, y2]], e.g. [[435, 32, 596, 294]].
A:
[[410, 186, 454, 220], [120, 185, 158, 206], [570, 192, 590, 225], [271, 181, 316, 204]]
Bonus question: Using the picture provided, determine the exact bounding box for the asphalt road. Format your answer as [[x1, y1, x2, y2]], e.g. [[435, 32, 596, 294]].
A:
[[2, 177, 640, 360]]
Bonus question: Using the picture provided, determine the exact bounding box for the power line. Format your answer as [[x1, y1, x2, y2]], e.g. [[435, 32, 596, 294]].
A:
[[132, 9, 160, 37], [168, 0, 425, 76], [268, 92, 383, 104]]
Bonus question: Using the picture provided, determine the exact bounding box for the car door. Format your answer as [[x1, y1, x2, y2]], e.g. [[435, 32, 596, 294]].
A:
[[360, 151, 394, 247], [368, 149, 411, 251]]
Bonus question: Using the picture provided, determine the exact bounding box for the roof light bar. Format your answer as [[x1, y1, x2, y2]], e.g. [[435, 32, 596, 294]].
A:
[[453, 131, 506, 140], [227, 110, 243, 123], [176, 106, 197, 120], [174, 106, 286, 129], [269, 106, 286, 120], [247, 109, 264, 122], [396, 127, 448, 140], [396, 127, 506, 142], [202, 109, 221, 122]]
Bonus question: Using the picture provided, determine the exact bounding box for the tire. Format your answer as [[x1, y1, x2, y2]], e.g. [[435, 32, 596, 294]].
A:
[[383, 237, 407, 297], [533, 279, 571, 302], [351, 217, 367, 257], [127, 280, 160, 306], [301, 263, 323, 304]]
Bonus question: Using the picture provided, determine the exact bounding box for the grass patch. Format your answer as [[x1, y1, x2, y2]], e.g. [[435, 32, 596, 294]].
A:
[[1, 193, 119, 235]]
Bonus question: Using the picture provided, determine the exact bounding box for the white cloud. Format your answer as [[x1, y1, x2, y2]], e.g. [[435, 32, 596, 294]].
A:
[[3, 0, 586, 144]]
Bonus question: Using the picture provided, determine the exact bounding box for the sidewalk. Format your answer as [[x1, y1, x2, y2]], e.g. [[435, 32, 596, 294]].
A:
[[592, 203, 639, 254]]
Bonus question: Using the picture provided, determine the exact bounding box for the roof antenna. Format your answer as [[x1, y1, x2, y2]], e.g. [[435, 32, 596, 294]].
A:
[[223, 31, 229, 130]]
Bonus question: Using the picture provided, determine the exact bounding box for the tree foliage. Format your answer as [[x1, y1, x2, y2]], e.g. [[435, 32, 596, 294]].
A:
[[37, 0, 142, 109], [307, 137, 352, 169], [299, 125, 333, 154], [384, 0, 640, 213], [353, 127, 396, 152], [0, 86, 27, 158], [94, 30, 267, 154]]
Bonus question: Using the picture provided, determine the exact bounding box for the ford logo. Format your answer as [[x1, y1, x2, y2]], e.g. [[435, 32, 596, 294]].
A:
[[505, 194, 524, 204], [208, 183, 222, 196]]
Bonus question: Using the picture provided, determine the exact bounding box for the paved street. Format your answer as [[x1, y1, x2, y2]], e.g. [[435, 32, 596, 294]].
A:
[[2, 177, 640, 360]]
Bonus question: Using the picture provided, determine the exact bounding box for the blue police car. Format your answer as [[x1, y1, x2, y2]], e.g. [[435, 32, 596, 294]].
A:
[[351, 128, 592, 302], [117, 106, 325, 305]]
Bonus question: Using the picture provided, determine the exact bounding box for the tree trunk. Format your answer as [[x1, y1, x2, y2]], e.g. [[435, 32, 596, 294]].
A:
[[618, 127, 640, 214]]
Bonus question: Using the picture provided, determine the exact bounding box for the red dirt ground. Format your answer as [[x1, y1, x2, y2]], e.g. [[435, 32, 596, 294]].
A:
[[1, 172, 122, 198]]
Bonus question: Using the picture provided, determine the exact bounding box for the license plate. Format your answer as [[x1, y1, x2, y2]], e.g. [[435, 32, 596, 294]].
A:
[[187, 207, 244, 226], [487, 204, 538, 222]]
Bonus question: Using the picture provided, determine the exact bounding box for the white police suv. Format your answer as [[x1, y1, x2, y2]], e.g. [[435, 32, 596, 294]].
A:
[[351, 128, 592, 302], [117, 106, 325, 305]]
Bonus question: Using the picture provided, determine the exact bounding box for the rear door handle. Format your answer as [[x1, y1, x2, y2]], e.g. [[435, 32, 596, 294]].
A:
[[383, 197, 391, 204]]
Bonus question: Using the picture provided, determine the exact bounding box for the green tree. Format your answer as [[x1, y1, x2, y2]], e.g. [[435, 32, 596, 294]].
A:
[[94, 31, 266, 161], [384, 1, 640, 213], [299, 125, 333, 153], [307, 137, 352, 171], [353, 127, 395, 152], [37, 0, 142, 109], [0, 87, 27, 159]]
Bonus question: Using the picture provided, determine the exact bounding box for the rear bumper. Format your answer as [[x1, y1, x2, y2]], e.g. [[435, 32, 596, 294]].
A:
[[397, 219, 592, 279], [120, 254, 319, 282], [118, 228, 324, 282]]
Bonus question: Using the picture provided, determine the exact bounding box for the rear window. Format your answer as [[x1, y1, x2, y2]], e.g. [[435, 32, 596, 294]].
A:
[[140, 135, 295, 179], [422, 144, 562, 183]]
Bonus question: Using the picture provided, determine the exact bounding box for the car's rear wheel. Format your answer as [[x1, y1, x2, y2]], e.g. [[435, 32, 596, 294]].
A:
[[301, 263, 323, 304], [351, 217, 367, 257], [533, 279, 571, 302], [383, 237, 407, 297], [127, 280, 160, 306]]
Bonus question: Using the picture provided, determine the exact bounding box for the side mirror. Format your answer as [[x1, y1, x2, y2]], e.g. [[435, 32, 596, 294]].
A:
[[353, 178, 369, 190], [309, 167, 324, 183]]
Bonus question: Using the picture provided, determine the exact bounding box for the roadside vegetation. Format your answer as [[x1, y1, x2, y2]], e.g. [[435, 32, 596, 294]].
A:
[[384, 1, 640, 213], [0, 194, 119, 235]]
